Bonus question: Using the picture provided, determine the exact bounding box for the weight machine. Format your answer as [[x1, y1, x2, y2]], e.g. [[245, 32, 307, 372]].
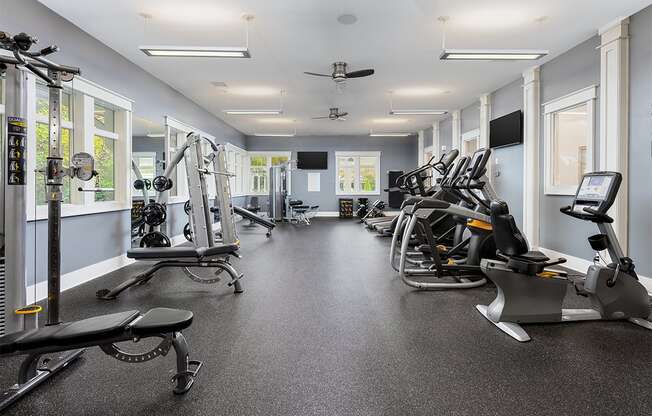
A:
[[96, 132, 244, 300], [0, 31, 200, 412]]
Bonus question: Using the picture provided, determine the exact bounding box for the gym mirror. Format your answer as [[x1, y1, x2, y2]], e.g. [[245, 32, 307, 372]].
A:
[[131, 116, 165, 247]]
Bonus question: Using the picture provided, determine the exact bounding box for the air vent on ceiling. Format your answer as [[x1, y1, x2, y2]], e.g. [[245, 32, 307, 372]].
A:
[[211, 81, 228, 88]]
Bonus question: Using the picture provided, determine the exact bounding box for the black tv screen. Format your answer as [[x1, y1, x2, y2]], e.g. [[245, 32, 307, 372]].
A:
[[489, 110, 523, 148], [297, 152, 328, 170]]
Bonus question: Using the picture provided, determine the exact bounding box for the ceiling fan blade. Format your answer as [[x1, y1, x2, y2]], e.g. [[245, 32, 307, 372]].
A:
[[338, 112, 349, 117], [312, 116, 329, 119], [304, 71, 332, 77], [345, 69, 374, 78]]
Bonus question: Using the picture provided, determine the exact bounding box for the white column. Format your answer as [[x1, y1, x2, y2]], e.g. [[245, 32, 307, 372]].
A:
[[417, 129, 425, 166], [599, 17, 630, 254], [479, 93, 492, 179], [432, 121, 440, 158], [522, 66, 541, 247], [451, 110, 461, 151]]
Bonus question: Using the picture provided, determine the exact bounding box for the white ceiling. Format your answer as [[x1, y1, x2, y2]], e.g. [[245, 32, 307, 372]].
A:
[[40, 0, 652, 136]]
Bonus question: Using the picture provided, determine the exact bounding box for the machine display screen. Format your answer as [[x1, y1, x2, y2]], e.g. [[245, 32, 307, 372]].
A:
[[577, 175, 613, 200]]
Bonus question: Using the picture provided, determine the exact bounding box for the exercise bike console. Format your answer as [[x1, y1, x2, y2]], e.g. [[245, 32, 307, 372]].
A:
[[561, 171, 621, 221]]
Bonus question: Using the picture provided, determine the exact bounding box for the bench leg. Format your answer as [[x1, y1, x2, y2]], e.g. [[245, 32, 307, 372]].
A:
[[96, 263, 164, 300], [171, 332, 202, 394], [0, 349, 84, 412], [218, 260, 244, 294]]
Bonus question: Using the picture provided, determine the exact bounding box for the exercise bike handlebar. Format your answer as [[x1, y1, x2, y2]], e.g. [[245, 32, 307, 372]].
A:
[[560, 205, 614, 224]]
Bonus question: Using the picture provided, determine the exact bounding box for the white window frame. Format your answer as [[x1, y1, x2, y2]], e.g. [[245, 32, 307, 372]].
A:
[[461, 128, 480, 156], [335, 151, 381, 196], [225, 143, 246, 197], [25, 72, 133, 221], [247, 151, 292, 196], [543, 85, 597, 196]]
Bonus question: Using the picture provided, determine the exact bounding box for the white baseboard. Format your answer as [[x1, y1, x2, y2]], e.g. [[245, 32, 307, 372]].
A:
[[25, 253, 136, 304], [25, 232, 187, 304], [538, 247, 652, 295]]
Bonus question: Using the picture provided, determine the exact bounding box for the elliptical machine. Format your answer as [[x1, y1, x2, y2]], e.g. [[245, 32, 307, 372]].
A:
[[476, 171, 652, 342]]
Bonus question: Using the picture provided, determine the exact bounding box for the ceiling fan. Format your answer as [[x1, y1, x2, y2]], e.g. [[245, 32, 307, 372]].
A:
[[312, 107, 348, 121], [304, 62, 374, 83]]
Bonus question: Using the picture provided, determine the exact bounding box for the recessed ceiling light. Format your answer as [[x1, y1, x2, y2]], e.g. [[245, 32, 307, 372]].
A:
[[534, 16, 549, 24], [253, 132, 296, 137], [257, 118, 295, 124], [440, 49, 548, 61], [393, 87, 442, 97], [228, 86, 281, 96], [373, 118, 407, 124], [337, 14, 358, 25], [211, 81, 228, 88], [369, 132, 410, 137], [224, 110, 283, 115], [140, 46, 251, 58], [389, 110, 447, 116]]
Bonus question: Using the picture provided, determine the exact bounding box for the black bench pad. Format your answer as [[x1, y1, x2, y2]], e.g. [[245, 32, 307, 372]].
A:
[[127, 244, 239, 260], [0, 308, 194, 355], [0, 310, 139, 354], [132, 308, 193, 336]]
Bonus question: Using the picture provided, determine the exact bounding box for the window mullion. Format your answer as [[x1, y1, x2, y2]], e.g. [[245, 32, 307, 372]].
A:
[[354, 157, 361, 194]]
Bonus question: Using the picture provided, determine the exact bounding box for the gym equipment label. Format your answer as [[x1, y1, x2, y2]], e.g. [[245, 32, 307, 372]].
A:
[[7, 117, 27, 186]]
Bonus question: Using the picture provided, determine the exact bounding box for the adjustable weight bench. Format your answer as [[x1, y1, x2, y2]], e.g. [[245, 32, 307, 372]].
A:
[[97, 244, 243, 300], [0, 308, 201, 410]]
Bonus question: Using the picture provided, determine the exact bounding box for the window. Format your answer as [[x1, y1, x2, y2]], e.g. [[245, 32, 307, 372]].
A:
[[544, 86, 596, 195], [93, 101, 117, 202], [248, 152, 291, 195], [25, 73, 132, 220], [335, 151, 381, 195], [461, 129, 480, 157]]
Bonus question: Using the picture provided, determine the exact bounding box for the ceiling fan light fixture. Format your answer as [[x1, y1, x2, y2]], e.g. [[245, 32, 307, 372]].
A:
[[140, 46, 251, 58], [440, 48, 547, 61]]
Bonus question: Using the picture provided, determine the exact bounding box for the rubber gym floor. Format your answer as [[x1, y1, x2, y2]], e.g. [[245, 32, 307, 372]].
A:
[[1, 218, 651, 416]]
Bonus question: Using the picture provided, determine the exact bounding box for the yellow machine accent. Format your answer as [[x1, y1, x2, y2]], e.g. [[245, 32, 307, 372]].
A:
[[447, 258, 456, 265], [467, 219, 492, 231], [537, 271, 559, 278], [15, 305, 42, 315]]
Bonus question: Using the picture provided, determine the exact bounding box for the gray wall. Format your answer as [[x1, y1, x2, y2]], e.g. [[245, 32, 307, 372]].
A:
[[461, 102, 480, 133], [439, 117, 452, 153], [245, 135, 418, 212], [490, 78, 524, 228], [538, 35, 601, 259], [6, 0, 245, 282], [628, 6, 652, 276]]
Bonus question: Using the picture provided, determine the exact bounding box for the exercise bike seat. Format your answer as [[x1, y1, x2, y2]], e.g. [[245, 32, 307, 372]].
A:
[[0, 309, 194, 355]]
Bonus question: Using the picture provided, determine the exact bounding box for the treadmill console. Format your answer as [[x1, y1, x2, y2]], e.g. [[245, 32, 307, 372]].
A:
[[570, 171, 621, 216]]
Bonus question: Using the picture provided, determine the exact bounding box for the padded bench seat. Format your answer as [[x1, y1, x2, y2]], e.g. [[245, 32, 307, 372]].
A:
[[0, 308, 193, 355], [127, 244, 239, 260]]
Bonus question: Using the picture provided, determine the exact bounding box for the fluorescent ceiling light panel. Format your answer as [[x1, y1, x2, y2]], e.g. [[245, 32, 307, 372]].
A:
[[440, 49, 547, 61], [139, 46, 251, 58], [389, 110, 448, 115], [369, 133, 410, 137], [146, 133, 165, 138], [224, 110, 283, 115], [253, 133, 296, 137]]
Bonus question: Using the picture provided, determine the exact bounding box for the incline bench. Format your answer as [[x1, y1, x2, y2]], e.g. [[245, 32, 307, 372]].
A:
[[97, 244, 243, 300], [0, 308, 201, 409]]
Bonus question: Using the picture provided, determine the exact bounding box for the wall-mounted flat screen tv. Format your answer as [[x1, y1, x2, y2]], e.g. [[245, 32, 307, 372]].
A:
[[297, 151, 328, 170], [489, 110, 523, 148]]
